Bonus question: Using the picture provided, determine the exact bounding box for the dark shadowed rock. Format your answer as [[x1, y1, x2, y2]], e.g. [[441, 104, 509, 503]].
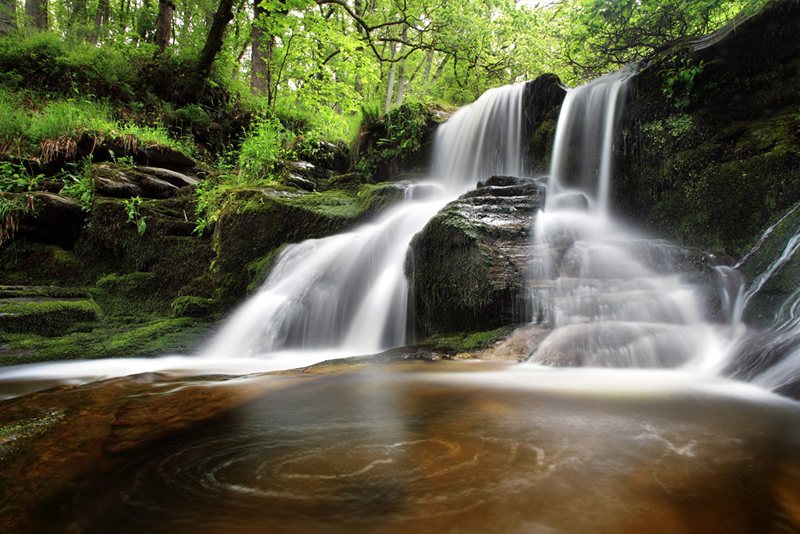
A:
[[407, 177, 546, 337], [16, 192, 84, 250]]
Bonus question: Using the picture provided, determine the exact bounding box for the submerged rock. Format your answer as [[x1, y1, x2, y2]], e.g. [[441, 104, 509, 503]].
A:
[[407, 176, 546, 337]]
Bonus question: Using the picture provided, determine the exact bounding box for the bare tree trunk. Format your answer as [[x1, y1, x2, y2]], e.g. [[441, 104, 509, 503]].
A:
[[394, 26, 407, 106], [431, 54, 449, 86], [25, 0, 47, 30], [0, 0, 16, 34], [251, 0, 269, 97], [421, 49, 434, 88], [154, 0, 175, 51], [90, 0, 111, 44], [383, 40, 397, 113], [192, 0, 235, 98]]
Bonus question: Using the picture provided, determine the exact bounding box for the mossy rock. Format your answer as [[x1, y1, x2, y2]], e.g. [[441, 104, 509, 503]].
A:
[[350, 102, 443, 181], [0, 242, 90, 286], [614, 0, 800, 256], [0, 317, 214, 365], [407, 178, 544, 338], [211, 183, 406, 309], [171, 296, 217, 319], [428, 326, 516, 353], [91, 272, 171, 318], [0, 300, 99, 337], [522, 73, 566, 175]]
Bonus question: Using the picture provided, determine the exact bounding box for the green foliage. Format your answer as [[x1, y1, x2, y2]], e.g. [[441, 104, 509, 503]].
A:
[[0, 161, 40, 193], [547, 0, 773, 82], [430, 326, 515, 353], [123, 196, 147, 236], [238, 115, 287, 183], [59, 158, 94, 212], [660, 56, 705, 107], [0, 32, 137, 99]]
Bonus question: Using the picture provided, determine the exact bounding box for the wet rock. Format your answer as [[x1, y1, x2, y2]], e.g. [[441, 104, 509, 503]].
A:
[[138, 166, 199, 188], [92, 164, 184, 199], [407, 177, 546, 337], [297, 141, 350, 174], [614, 0, 800, 255]]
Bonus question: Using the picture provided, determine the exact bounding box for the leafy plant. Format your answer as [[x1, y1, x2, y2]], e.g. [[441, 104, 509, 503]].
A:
[[238, 115, 287, 183], [0, 161, 41, 193], [124, 196, 147, 236], [660, 56, 705, 105], [60, 158, 94, 212]]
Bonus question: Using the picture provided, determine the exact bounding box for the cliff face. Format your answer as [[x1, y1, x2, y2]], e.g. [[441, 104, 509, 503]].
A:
[[613, 0, 800, 256]]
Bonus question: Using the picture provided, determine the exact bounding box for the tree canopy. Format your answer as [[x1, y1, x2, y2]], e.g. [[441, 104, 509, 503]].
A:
[[0, 0, 775, 154]]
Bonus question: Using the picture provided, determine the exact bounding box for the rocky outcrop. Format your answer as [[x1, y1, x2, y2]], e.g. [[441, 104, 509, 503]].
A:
[[15, 192, 84, 249], [92, 163, 198, 199], [523, 73, 567, 174], [407, 176, 545, 337], [613, 0, 800, 255]]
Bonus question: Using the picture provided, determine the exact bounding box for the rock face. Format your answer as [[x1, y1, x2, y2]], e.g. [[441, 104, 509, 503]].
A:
[[522, 73, 567, 175], [613, 0, 800, 255], [16, 192, 84, 249], [407, 176, 546, 337]]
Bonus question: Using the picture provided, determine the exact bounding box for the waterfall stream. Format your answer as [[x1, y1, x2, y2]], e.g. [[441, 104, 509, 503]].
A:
[[1, 75, 799, 398], [528, 70, 728, 371], [202, 82, 528, 359]]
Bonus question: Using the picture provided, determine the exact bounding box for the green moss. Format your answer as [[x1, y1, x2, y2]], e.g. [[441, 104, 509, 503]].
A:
[[170, 296, 216, 318], [0, 300, 99, 337], [429, 326, 515, 352], [0, 317, 213, 365], [211, 183, 406, 309], [0, 410, 65, 456], [91, 272, 168, 318]]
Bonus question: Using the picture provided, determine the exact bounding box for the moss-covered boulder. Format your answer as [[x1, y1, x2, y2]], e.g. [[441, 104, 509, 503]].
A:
[[211, 183, 407, 308], [406, 176, 546, 337], [14, 192, 85, 250], [0, 299, 98, 337], [613, 0, 800, 255]]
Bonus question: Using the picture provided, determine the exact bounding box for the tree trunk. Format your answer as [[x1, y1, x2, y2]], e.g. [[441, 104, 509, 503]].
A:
[[90, 0, 111, 44], [431, 54, 449, 86], [154, 0, 175, 51], [383, 40, 397, 113], [421, 49, 434, 89], [394, 26, 407, 106], [25, 0, 47, 30], [192, 0, 235, 98], [251, 0, 269, 97], [0, 0, 16, 34]]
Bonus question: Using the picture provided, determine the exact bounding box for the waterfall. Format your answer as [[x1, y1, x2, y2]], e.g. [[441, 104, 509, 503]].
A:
[[203, 83, 529, 359], [528, 70, 727, 370], [721, 206, 800, 390]]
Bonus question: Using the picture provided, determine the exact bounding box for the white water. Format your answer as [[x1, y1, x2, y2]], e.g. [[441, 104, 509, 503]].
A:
[[528, 70, 730, 371]]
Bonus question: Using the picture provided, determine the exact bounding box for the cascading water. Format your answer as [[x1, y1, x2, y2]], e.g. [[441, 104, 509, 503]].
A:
[[528, 70, 727, 370], [203, 82, 529, 359]]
